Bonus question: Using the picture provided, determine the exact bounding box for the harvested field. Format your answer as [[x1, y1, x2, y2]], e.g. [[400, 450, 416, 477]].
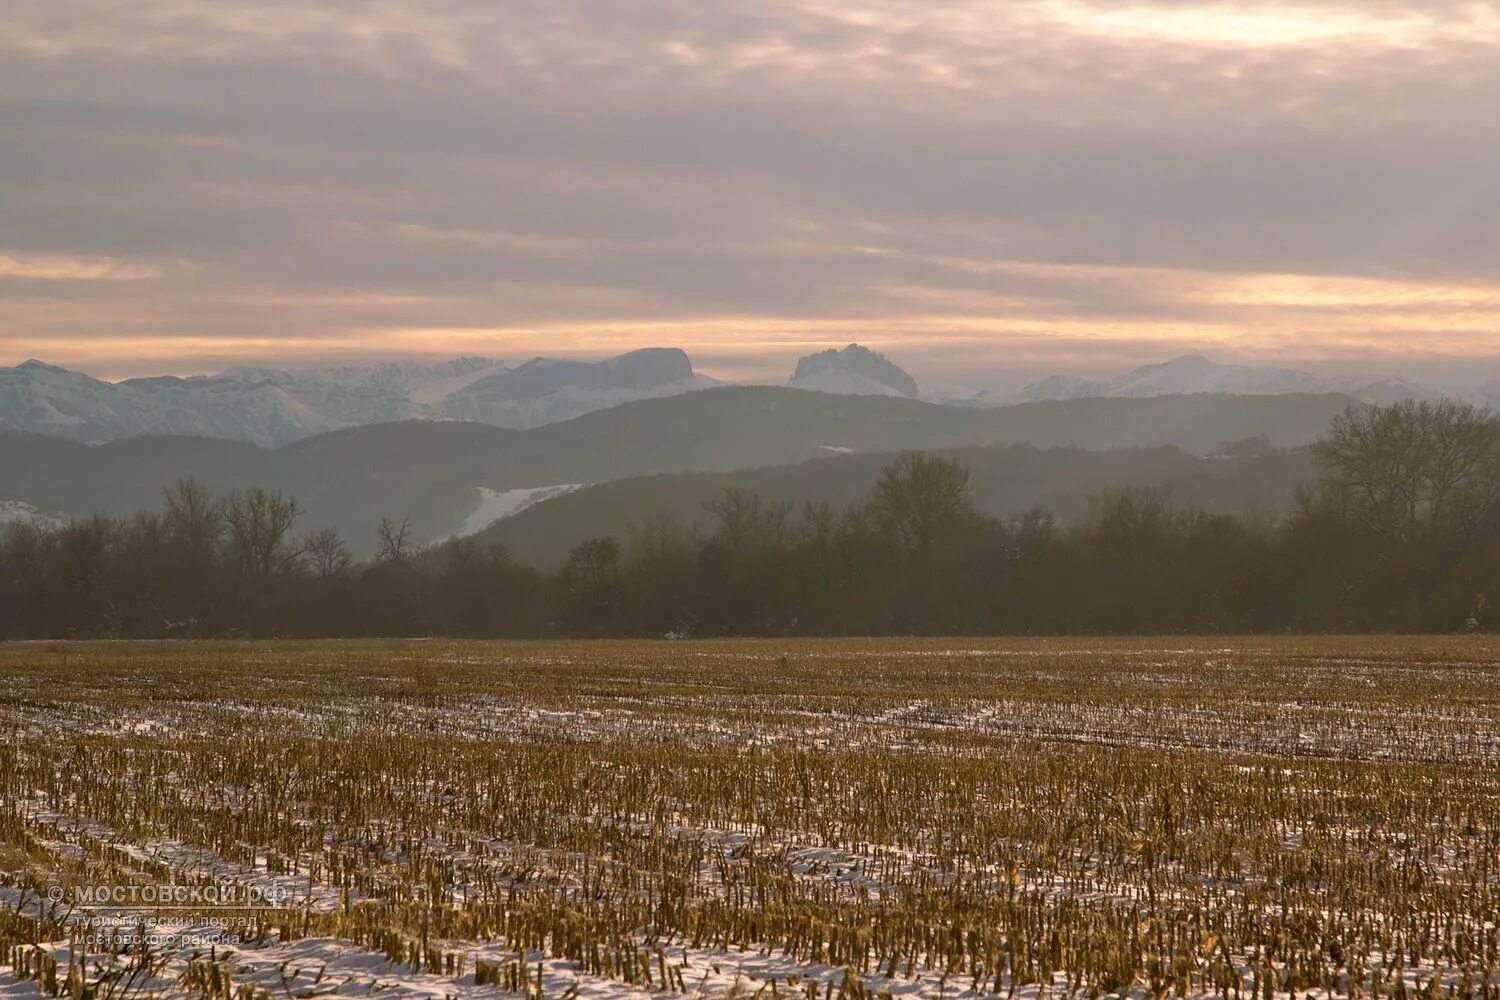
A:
[[2, 637, 1499, 1000]]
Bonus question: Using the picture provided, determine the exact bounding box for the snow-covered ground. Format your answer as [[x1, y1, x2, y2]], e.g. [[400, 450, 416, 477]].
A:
[[3, 639, 1499, 1000]]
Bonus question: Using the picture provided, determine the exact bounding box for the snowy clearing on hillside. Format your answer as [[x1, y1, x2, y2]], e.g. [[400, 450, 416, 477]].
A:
[[456, 484, 582, 537]]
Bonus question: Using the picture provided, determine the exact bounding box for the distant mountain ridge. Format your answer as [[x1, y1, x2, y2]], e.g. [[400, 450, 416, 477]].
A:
[[4, 347, 1473, 448], [1011, 355, 1436, 406], [0, 349, 715, 447]]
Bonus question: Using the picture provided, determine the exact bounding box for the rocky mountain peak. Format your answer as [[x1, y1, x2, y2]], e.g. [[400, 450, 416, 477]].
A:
[[790, 344, 918, 397]]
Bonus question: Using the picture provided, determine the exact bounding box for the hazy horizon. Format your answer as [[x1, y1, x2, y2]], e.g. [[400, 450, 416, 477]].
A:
[[9, 344, 1500, 398]]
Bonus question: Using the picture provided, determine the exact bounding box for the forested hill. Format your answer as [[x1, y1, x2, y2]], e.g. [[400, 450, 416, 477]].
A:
[[474, 443, 1319, 569], [0, 387, 1352, 553]]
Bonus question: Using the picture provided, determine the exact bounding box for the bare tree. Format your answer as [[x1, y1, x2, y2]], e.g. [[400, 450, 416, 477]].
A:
[[1084, 486, 1175, 550], [162, 478, 222, 554], [625, 510, 696, 560], [869, 451, 974, 555], [562, 536, 622, 593], [223, 488, 304, 576], [1315, 400, 1500, 542], [376, 516, 413, 563], [302, 528, 353, 578], [560, 537, 624, 633], [703, 489, 792, 552]]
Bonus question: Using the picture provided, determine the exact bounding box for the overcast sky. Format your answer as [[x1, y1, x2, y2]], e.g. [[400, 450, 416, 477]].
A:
[[2, 1, 1498, 387]]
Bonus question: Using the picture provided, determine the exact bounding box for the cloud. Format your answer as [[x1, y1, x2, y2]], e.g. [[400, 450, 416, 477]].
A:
[[0, 252, 162, 280], [0, 0, 1497, 383]]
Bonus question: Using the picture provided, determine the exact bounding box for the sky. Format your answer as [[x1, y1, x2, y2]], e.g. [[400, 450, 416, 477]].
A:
[[2, 0, 1498, 388]]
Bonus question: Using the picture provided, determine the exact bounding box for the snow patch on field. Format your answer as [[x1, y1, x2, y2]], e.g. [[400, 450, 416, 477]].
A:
[[456, 485, 582, 538]]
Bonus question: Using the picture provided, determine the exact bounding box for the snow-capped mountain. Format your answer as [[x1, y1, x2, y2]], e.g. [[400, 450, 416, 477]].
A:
[[217, 356, 508, 403], [436, 348, 718, 429], [0, 359, 440, 446], [0, 349, 717, 447], [1011, 355, 1436, 406], [0, 500, 69, 532], [2, 345, 1469, 451], [789, 344, 919, 397]]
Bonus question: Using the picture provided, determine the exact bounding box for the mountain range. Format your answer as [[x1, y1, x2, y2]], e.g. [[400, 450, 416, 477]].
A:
[[0, 349, 716, 447], [1007, 355, 1437, 406], [1, 346, 1461, 449], [0, 343, 1475, 564]]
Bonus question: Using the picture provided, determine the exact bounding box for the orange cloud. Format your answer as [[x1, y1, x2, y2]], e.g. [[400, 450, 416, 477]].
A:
[[0, 253, 162, 281]]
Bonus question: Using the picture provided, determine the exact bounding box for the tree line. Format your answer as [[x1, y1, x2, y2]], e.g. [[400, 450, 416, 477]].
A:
[[3, 399, 1499, 639]]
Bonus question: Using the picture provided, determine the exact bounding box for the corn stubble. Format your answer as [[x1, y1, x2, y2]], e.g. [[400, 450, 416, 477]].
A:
[[1, 637, 1499, 1000]]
